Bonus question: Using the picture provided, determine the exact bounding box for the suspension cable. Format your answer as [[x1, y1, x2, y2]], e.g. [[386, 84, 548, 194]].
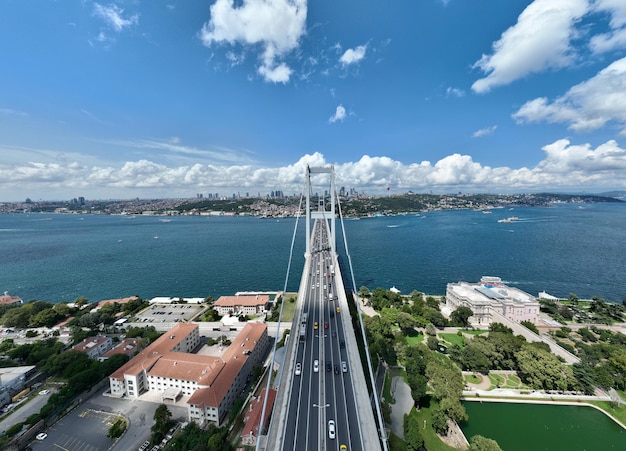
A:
[[255, 191, 304, 451], [336, 194, 389, 451]]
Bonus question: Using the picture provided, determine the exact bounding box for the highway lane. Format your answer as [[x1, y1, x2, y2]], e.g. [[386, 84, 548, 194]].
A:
[[280, 219, 365, 451]]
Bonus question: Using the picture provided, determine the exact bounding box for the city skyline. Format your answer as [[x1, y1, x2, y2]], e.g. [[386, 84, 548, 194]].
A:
[[2, 0, 626, 201]]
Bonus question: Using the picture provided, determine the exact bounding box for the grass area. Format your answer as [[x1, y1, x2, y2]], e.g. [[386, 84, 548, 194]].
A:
[[406, 329, 424, 346], [278, 293, 298, 322], [465, 374, 482, 384], [412, 402, 457, 451], [439, 333, 465, 347], [485, 372, 529, 390], [462, 329, 488, 336], [488, 373, 505, 387], [387, 431, 406, 451]]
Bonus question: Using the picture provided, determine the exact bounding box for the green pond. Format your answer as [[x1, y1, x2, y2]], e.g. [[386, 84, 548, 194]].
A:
[[460, 401, 625, 450]]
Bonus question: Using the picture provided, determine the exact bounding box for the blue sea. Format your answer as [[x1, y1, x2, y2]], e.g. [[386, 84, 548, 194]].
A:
[[0, 203, 625, 303]]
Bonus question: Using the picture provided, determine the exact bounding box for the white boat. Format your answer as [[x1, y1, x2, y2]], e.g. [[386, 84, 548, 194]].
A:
[[498, 216, 519, 223]]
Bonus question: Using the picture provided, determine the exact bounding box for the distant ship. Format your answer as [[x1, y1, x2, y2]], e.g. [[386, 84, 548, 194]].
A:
[[498, 217, 519, 223]]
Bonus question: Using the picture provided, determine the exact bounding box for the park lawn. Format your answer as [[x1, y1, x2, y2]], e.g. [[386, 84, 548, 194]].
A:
[[488, 373, 505, 388], [406, 329, 424, 346], [465, 374, 481, 384], [387, 432, 406, 450], [462, 329, 488, 335], [412, 403, 457, 451], [279, 294, 298, 322], [439, 333, 465, 347]]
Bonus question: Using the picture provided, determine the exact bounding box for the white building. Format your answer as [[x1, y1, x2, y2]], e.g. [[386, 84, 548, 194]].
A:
[[108, 321, 269, 426], [213, 295, 270, 316], [446, 276, 540, 326]]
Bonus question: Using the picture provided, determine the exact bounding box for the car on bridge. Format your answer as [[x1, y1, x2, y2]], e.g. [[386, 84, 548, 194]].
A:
[[328, 420, 336, 439], [342, 361, 347, 373], [295, 362, 301, 376], [313, 360, 319, 372], [326, 361, 331, 372], [313, 321, 318, 330]]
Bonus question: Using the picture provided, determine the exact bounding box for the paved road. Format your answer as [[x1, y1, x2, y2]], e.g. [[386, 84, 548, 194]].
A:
[[271, 219, 382, 451]]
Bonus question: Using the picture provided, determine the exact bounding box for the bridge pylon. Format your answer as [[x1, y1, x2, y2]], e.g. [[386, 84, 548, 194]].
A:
[[305, 164, 336, 257]]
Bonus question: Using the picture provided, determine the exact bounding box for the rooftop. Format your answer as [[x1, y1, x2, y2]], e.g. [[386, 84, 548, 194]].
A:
[[214, 295, 270, 307]]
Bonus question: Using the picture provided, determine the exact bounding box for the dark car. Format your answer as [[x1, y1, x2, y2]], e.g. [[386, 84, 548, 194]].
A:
[[326, 361, 332, 372], [334, 365, 340, 375], [340, 340, 345, 349]]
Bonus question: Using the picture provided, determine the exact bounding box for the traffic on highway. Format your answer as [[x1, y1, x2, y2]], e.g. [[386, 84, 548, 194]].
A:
[[281, 220, 364, 451]]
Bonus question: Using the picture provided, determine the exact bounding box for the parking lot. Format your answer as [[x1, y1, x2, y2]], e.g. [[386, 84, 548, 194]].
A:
[[135, 303, 206, 325], [30, 409, 123, 451], [27, 387, 188, 451]]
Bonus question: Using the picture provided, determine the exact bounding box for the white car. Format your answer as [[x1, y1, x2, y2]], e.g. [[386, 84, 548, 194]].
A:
[[39, 389, 50, 395], [36, 433, 48, 440], [313, 359, 319, 373], [295, 362, 302, 376], [342, 361, 347, 373], [328, 420, 336, 439]]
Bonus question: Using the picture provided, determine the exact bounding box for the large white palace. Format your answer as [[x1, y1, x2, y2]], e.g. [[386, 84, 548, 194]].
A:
[[446, 276, 540, 326]]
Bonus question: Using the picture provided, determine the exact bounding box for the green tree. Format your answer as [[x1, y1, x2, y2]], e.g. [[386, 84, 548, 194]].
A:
[[469, 435, 503, 451], [404, 411, 425, 450], [520, 320, 539, 335], [517, 344, 576, 390], [152, 404, 173, 443], [450, 306, 473, 328]]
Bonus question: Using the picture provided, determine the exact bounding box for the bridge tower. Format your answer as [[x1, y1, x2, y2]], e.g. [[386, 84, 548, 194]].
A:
[[305, 165, 336, 257]]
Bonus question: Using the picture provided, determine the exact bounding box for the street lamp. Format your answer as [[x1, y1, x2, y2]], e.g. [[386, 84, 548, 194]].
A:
[[312, 403, 330, 409]]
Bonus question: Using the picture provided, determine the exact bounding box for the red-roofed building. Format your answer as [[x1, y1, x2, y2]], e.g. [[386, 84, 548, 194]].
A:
[[241, 388, 277, 446], [0, 292, 22, 306], [108, 321, 269, 426], [187, 322, 269, 425], [101, 338, 143, 360], [213, 295, 270, 316], [72, 336, 113, 359]]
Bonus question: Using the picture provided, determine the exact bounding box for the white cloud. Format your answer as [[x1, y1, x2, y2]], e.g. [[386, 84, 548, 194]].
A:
[[472, 0, 589, 93], [3, 139, 626, 200], [472, 125, 497, 138], [329, 105, 346, 123], [446, 87, 465, 98], [590, 0, 626, 53], [513, 56, 626, 135], [339, 45, 367, 66], [199, 0, 307, 83], [93, 3, 138, 32]]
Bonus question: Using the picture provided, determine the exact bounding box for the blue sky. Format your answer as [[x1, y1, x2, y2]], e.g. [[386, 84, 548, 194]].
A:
[[1, 0, 626, 201]]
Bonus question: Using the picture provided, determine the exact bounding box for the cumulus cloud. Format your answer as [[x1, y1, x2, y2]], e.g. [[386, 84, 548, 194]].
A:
[[472, 125, 497, 138], [3, 139, 626, 200], [512, 56, 626, 135], [93, 3, 138, 32], [329, 105, 346, 123], [472, 0, 589, 93], [339, 45, 367, 66], [199, 0, 307, 83], [590, 0, 626, 54]]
